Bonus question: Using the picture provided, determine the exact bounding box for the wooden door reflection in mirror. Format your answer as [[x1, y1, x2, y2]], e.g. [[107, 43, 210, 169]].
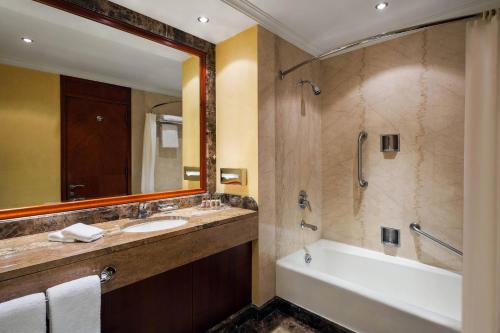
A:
[[0, 0, 206, 219]]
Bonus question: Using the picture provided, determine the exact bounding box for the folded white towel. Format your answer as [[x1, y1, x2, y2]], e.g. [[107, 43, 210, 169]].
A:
[[160, 114, 182, 124], [48, 230, 76, 243], [161, 123, 179, 148], [0, 293, 46, 333], [47, 276, 101, 333], [61, 223, 104, 242]]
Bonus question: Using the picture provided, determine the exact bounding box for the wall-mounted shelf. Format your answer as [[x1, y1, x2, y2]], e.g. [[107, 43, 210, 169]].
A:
[[380, 134, 400, 152]]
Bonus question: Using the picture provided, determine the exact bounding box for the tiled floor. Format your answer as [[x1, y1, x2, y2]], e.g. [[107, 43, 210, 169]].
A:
[[237, 311, 318, 333], [208, 297, 352, 333]]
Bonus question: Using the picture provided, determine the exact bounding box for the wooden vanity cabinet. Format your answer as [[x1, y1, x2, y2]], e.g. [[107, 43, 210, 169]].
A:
[[101, 242, 252, 333]]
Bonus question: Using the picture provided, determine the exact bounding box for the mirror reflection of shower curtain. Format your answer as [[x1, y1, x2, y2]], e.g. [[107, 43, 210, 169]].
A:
[[141, 113, 156, 193]]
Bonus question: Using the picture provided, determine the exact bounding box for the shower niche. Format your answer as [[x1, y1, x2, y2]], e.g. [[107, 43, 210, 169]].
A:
[[380, 134, 400, 152]]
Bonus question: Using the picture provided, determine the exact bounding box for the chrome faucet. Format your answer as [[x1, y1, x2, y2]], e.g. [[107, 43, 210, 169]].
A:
[[137, 202, 149, 219], [300, 219, 318, 231], [158, 203, 179, 212]]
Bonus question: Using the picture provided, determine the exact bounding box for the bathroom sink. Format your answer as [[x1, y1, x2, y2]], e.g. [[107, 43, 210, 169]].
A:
[[122, 216, 188, 233]]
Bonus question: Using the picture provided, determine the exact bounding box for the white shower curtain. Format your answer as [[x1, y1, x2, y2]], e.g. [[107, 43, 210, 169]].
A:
[[463, 11, 500, 333], [141, 113, 157, 193]]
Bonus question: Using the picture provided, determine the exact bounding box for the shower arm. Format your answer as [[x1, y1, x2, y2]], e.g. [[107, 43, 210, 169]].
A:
[[278, 12, 482, 80]]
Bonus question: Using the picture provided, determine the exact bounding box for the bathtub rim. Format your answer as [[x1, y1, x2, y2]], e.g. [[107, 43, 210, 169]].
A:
[[276, 239, 462, 332]]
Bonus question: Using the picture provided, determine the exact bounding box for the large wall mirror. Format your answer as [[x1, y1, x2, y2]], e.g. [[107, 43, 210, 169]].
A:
[[0, 0, 207, 219]]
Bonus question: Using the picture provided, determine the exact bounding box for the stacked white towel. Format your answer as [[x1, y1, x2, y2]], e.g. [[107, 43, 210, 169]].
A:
[[47, 276, 101, 333], [48, 230, 75, 243], [0, 293, 46, 333], [160, 114, 182, 124], [62, 223, 104, 242], [48, 223, 104, 243]]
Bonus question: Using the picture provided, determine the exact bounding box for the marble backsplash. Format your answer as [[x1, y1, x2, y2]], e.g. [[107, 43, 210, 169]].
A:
[[0, 193, 257, 240], [320, 22, 465, 271]]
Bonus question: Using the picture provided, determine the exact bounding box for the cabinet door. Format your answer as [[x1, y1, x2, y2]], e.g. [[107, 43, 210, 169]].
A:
[[193, 242, 252, 332], [102, 263, 193, 333]]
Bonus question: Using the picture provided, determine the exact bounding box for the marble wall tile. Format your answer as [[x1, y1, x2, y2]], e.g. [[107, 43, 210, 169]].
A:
[[275, 37, 322, 260], [255, 27, 323, 305], [320, 22, 465, 271], [256, 27, 278, 305]]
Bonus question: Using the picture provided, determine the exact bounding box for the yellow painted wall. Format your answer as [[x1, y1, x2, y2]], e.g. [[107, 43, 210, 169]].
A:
[[0, 64, 60, 209], [216, 26, 259, 201], [182, 56, 201, 189]]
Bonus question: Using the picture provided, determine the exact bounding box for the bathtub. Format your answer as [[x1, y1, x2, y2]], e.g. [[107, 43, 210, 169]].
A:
[[276, 240, 461, 333]]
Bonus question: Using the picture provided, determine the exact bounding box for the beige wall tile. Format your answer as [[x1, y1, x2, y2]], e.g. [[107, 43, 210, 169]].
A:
[[321, 22, 465, 272]]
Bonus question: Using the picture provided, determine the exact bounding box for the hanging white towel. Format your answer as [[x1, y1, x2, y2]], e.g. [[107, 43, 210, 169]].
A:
[[47, 275, 101, 333], [61, 223, 104, 243], [161, 123, 179, 148], [0, 293, 46, 333], [141, 113, 157, 193]]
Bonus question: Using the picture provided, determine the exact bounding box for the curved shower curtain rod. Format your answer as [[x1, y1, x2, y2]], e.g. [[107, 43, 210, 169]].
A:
[[279, 12, 483, 80], [150, 100, 182, 113]]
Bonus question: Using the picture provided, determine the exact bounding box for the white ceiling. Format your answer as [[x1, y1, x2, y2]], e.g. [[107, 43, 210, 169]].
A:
[[112, 0, 256, 44], [0, 0, 195, 96], [2, 0, 499, 90], [223, 0, 500, 56]]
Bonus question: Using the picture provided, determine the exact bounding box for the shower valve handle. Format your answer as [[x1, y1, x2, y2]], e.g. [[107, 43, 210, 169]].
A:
[[298, 190, 312, 211]]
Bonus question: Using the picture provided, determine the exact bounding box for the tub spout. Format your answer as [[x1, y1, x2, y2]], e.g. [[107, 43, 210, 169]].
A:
[[300, 219, 318, 231]]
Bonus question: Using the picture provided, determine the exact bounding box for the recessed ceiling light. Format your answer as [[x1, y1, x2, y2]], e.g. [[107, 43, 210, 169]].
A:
[[375, 2, 388, 10], [21, 37, 33, 44], [197, 16, 209, 24]]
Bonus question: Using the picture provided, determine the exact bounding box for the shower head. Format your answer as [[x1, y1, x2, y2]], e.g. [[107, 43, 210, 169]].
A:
[[298, 79, 321, 95]]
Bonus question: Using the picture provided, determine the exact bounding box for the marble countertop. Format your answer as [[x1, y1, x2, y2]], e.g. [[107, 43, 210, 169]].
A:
[[0, 207, 257, 282]]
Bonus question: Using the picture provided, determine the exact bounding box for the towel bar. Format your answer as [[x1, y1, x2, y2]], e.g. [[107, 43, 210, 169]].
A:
[[44, 266, 116, 302], [99, 266, 117, 283]]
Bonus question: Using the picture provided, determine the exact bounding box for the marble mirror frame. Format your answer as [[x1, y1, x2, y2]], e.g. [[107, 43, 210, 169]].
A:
[[0, 0, 216, 220]]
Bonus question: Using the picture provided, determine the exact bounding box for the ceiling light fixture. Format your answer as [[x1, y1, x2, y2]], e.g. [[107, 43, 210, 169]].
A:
[[197, 16, 209, 24], [375, 2, 388, 10], [21, 37, 33, 44]]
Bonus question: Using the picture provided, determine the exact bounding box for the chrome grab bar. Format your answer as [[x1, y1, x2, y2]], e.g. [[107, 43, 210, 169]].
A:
[[409, 223, 463, 256], [357, 131, 368, 188]]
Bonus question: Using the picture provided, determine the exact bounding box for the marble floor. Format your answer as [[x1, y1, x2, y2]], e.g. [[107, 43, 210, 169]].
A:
[[234, 311, 318, 333], [208, 297, 352, 333]]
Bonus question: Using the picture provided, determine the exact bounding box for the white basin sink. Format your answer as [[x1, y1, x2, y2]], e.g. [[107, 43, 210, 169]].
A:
[[122, 216, 188, 233]]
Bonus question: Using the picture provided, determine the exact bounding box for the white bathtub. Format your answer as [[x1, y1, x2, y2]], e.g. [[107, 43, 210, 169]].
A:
[[276, 240, 462, 333]]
